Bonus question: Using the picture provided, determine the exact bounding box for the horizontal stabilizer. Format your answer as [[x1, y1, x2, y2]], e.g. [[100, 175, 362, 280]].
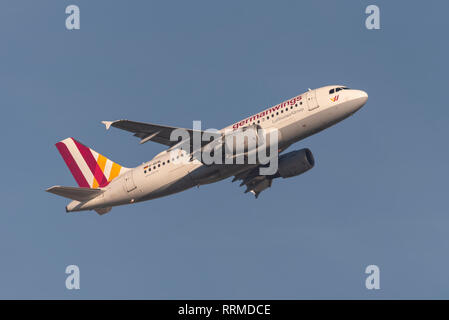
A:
[[46, 185, 104, 202]]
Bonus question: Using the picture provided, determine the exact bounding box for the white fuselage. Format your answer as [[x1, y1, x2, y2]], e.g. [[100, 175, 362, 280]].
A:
[[66, 85, 368, 212]]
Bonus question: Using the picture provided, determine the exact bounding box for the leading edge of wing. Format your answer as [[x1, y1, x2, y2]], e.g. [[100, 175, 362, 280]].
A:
[[102, 119, 221, 148]]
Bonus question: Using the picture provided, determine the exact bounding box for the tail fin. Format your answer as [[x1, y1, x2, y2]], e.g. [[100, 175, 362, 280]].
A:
[[55, 137, 128, 188]]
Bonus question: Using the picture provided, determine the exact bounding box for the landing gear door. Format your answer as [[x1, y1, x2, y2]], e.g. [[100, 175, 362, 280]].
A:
[[124, 171, 137, 192], [306, 90, 319, 111]]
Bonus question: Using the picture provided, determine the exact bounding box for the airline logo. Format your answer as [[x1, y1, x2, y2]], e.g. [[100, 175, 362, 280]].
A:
[[232, 95, 302, 129], [55, 138, 123, 189], [330, 95, 339, 102]]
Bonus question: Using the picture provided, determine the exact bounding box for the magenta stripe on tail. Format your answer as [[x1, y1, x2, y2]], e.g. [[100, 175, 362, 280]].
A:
[[73, 139, 109, 187], [55, 142, 90, 188]]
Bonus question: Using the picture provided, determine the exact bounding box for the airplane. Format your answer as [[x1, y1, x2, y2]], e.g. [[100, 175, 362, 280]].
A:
[[46, 85, 368, 214]]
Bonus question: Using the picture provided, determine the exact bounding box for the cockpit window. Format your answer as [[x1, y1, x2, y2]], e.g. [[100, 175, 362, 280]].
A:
[[330, 87, 351, 94]]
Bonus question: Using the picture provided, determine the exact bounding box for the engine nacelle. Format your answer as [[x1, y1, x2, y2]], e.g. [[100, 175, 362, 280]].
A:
[[201, 125, 280, 165], [277, 148, 315, 178], [223, 126, 261, 155]]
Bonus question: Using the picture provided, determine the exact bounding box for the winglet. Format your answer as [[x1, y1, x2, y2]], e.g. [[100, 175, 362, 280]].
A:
[[101, 121, 114, 130]]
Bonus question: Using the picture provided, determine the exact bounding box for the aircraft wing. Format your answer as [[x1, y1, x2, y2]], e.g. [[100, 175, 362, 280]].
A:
[[102, 120, 221, 148], [232, 166, 273, 199]]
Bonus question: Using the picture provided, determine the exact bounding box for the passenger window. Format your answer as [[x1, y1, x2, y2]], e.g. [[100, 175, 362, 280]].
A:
[[336, 88, 341, 92]]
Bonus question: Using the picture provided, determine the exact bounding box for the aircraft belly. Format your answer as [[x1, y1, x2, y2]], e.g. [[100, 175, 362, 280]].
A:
[[188, 164, 248, 185], [279, 104, 352, 145]]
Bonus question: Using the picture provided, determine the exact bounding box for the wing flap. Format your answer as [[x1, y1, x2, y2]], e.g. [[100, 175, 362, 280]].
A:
[[232, 167, 273, 198]]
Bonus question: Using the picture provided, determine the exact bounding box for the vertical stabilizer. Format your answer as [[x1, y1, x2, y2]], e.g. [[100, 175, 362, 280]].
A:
[[55, 137, 128, 188]]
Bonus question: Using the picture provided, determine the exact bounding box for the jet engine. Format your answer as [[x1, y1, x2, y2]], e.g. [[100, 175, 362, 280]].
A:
[[223, 125, 261, 156], [202, 125, 262, 163], [232, 148, 315, 198], [222, 125, 279, 162], [276, 148, 315, 178], [200, 125, 280, 165]]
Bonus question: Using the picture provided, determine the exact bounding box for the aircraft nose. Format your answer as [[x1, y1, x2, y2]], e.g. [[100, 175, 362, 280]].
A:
[[353, 90, 368, 109], [357, 90, 368, 104]]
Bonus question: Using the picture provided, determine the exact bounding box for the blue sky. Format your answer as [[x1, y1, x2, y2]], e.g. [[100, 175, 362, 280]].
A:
[[0, 0, 448, 298]]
